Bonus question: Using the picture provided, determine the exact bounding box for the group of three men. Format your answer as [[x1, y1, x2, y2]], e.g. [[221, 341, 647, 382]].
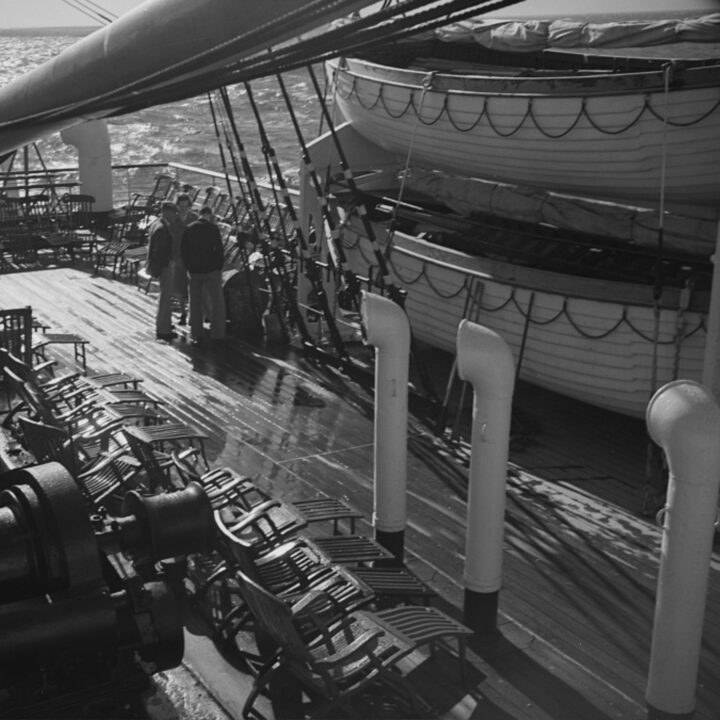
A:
[[145, 192, 226, 345]]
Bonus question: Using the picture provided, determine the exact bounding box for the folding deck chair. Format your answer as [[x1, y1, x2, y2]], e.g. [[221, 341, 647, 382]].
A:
[[235, 570, 472, 719], [94, 221, 144, 278], [58, 192, 98, 261], [193, 531, 375, 656], [22, 192, 80, 263], [0, 310, 34, 419], [0, 306, 33, 366], [18, 415, 139, 507], [202, 499, 434, 633], [1, 346, 142, 406], [123, 422, 210, 469], [0, 198, 38, 266], [172, 448, 363, 534], [1, 349, 156, 421], [127, 172, 178, 224], [2, 367, 159, 454], [121, 424, 198, 493]]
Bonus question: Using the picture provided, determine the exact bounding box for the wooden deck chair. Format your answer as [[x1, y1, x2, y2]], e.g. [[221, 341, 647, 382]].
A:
[[220, 569, 372, 668], [129, 172, 177, 221], [0, 195, 25, 235], [213, 499, 427, 605], [119, 243, 147, 285], [198, 527, 436, 622], [58, 193, 97, 260], [23, 192, 76, 263], [122, 431, 172, 492], [2, 366, 155, 448], [0, 230, 38, 267], [12, 348, 159, 410], [177, 183, 201, 205], [94, 221, 141, 277], [0, 306, 33, 365], [212, 192, 230, 216], [1, 346, 66, 424], [234, 570, 426, 720], [218, 196, 241, 224], [122, 421, 210, 466], [1, 348, 157, 420], [0, 198, 38, 266], [215, 496, 308, 558], [17, 415, 139, 507], [198, 533, 374, 658], [172, 449, 361, 532], [215, 496, 394, 568], [238, 570, 473, 718], [1, 346, 141, 406], [232, 198, 253, 227], [151, 173, 178, 204], [171, 449, 271, 509], [198, 186, 220, 210], [121, 424, 188, 493]]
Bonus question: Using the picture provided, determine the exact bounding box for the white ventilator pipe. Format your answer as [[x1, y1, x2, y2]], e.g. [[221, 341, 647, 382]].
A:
[[61, 120, 113, 212], [645, 380, 720, 717], [362, 291, 410, 564], [457, 320, 515, 634]]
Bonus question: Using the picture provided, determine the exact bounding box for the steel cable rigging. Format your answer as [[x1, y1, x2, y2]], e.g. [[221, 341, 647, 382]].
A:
[[0, 0, 524, 134], [243, 80, 351, 364]]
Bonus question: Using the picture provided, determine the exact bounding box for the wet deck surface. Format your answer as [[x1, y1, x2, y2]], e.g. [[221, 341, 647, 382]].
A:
[[1, 266, 719, 720]]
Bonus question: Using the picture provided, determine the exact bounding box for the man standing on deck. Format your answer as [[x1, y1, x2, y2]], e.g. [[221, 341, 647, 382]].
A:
[[181, 206, 226, 345], [146, 200, 178, 341], [170, 191, 198, 324]]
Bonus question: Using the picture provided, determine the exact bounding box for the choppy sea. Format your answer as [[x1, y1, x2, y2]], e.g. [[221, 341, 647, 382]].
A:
[[0, 27, 321, 185]]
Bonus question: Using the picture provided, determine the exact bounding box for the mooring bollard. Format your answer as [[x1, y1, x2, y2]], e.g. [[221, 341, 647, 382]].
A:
[[362, 291, 410, 565], [645, 380, 720, 718], [456, 320, 515, 635]]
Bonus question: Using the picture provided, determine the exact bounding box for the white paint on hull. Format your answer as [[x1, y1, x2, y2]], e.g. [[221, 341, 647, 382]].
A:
[[330, 57, 720, 206], [343, 224, 706, 418]]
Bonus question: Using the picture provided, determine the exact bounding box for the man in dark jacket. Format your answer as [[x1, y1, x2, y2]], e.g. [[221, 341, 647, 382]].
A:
[[181, 206, 226, 344], [146, 201, 177, 340]]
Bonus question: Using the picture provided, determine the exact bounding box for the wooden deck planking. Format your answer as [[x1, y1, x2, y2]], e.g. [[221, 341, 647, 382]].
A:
[[1, 267, 720, 720]]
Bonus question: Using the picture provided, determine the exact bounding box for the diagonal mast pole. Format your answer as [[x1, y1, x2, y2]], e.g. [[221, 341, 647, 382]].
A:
[[218, 86, 314, 350], [306, 63, 438, 402], [244, 81, 350, 364]]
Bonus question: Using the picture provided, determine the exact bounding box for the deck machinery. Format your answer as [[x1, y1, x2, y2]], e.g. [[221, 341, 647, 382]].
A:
[[0, 462, 214, 718]]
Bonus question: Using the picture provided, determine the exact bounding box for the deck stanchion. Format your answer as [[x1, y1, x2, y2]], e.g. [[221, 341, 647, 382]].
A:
[[457, 320, 515, 635], [362, 290, 409, 566], [645, 380, 720, 719]]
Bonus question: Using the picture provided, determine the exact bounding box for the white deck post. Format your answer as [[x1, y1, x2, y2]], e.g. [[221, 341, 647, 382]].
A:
[[457, 320, 515, 634], [645, 380, 720, 718], [362, 290, 410, 564]]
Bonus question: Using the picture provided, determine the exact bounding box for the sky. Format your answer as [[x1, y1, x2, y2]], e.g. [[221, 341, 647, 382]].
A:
[[1, 0, 718, 28], [0, 0, 145, 28]]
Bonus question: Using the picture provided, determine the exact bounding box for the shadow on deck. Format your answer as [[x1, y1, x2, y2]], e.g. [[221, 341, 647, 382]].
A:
[[1, 266, 718, 720]]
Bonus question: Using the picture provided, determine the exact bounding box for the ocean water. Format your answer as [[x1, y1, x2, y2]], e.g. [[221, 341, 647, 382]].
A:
[[0, 27, 324, 186]]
